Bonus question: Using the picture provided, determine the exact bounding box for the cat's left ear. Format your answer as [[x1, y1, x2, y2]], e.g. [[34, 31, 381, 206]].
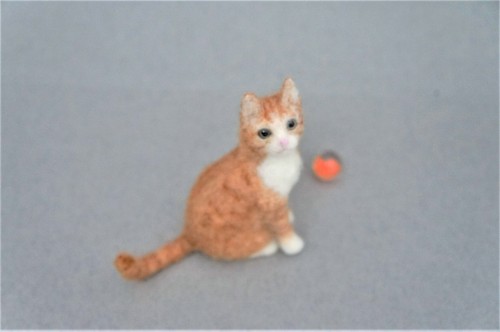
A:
[[240, 93, 261, 121], [281, 78, 300, 109]]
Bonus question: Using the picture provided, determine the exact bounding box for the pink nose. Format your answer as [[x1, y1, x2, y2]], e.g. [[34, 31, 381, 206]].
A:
[[279, 138, 289, 147]]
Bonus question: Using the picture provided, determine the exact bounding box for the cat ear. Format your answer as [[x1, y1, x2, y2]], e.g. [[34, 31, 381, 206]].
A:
[[240, 93, 261, 120], [281, 78, 300, 107]]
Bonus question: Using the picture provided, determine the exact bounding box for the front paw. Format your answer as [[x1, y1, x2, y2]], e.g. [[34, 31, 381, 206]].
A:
[[279, 232, 304, 255]]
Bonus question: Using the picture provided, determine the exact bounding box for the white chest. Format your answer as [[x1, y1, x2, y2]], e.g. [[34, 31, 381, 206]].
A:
[[257, 149, 303, 197]]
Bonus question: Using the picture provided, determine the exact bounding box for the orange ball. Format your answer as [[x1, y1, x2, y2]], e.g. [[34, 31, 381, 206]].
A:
[[312, 151, 342, 181]]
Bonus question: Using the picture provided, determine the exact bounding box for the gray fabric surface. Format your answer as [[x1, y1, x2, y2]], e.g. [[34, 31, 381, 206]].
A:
[[2, 2, 498, 329]]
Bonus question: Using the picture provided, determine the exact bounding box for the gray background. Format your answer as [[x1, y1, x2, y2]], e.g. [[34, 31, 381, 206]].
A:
[[2, 2, 498, 329]]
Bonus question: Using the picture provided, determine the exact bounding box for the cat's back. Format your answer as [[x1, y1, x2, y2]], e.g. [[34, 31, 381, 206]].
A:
[[186, 148, 257, 205], [191, 148, 238, 189]]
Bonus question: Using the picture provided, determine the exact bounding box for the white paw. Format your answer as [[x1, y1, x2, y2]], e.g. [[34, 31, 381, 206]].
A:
[[279, 233, 304, 255], [250, 241, 279, 258], [288, 210, 295, 224]]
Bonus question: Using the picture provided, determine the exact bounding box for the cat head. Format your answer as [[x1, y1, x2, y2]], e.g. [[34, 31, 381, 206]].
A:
[[239, 78, 304, 156]]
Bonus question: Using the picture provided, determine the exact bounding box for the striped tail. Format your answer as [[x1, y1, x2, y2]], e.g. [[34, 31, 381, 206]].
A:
[[114, 234, 193, 280]]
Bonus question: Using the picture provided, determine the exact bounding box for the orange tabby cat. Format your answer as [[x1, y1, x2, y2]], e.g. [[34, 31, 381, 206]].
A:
[[115, 78, 305, 280]]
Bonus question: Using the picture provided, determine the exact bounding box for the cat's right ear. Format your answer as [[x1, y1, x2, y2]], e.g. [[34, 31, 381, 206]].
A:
[[240, 93, 261, 121]]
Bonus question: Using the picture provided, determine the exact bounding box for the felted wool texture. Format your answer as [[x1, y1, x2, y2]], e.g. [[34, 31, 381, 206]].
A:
[[115, 79, 304, 280], [2, 2, 498, 329]]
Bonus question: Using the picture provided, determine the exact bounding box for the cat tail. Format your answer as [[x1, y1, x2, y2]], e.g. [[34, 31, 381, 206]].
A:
[[114, 234, 194, 280]]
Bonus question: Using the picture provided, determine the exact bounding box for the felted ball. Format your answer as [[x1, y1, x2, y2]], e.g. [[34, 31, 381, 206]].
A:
[[312, 150, 342, 181]]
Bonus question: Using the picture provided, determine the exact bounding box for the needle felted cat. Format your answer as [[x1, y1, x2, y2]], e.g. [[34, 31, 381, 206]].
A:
[[115, 78, 305, 280]]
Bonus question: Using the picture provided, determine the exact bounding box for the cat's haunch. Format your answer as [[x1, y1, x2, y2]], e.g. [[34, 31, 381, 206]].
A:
[[115, 78, 305, 280]]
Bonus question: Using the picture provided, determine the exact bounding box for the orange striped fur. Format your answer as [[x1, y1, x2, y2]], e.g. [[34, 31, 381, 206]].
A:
[[115, 78, 304, 280]]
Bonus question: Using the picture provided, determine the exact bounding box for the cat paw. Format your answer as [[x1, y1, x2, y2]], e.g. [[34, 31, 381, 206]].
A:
[[288, 210, 295, 224], [114, 253, 138, 279], [250, 241, 279, 258], [279, 233, 304, 255]]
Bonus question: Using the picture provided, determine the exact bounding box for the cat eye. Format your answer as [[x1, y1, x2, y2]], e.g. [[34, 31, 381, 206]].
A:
[[258, 128, 272, 139], [287, 119, 297, 130]]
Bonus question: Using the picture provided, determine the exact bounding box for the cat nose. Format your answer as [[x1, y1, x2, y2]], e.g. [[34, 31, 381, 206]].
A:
[[279, 138, 289, 147]]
